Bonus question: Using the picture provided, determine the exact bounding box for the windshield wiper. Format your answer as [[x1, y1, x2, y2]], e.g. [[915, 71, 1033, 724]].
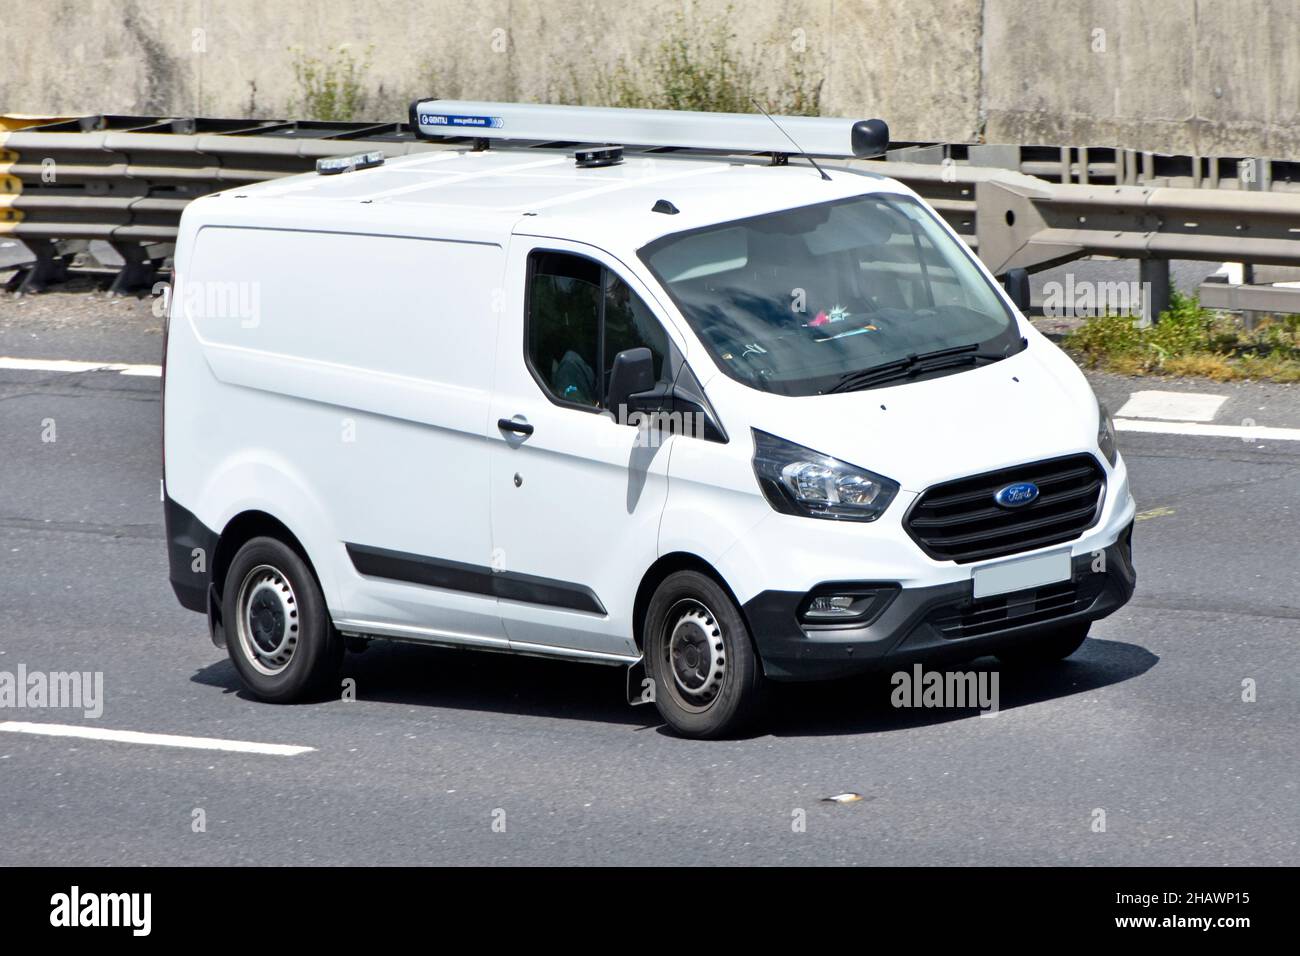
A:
[[824, 340, 1021, 394]]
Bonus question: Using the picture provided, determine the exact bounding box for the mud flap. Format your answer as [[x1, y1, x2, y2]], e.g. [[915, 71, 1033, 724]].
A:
[[625, 656, 655, 706], [206, 582, 226, 649]]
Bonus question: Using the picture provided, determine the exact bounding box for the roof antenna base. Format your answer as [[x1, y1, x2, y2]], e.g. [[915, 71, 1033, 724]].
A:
[[751, 100, 831, 181]]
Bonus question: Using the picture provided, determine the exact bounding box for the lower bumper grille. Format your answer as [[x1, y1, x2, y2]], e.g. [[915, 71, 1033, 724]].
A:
[[931, 581, 1090, 639]]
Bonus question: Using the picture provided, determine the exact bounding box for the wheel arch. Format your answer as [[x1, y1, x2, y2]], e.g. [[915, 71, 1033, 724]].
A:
[[632, 551, 746, 652], [212, 510, 315, 601]]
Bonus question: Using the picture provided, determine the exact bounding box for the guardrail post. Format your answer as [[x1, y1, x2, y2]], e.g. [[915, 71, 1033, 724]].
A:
[[1236, 159, 1270, 330], [1238, 263, 1261, 330], [4, 238, 84, 294], [1139, 258, 1171, 326], [107, 240, 170, 296]]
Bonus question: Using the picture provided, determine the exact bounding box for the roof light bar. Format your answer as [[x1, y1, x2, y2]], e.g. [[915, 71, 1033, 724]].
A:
[[316, 150, 385, 175], [409, 100, 889, 159]]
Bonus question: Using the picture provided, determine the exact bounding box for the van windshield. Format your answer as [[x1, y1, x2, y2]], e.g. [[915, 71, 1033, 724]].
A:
[[639, 193, 1023, 396]]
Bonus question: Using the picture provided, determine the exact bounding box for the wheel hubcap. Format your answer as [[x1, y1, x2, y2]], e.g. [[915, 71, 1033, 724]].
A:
[[235, 565, 299, 676], [666, 601, 726, 703]]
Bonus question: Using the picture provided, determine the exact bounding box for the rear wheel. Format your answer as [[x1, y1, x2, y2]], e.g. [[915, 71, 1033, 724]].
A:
[[223, 536, 343, 702], [643, 571, 767, 739], [997, 622, 1089, 667]]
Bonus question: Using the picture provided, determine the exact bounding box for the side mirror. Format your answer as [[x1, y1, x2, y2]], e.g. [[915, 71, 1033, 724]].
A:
[[606, 347, 656, 415], [1002, 268, 1031, 313]]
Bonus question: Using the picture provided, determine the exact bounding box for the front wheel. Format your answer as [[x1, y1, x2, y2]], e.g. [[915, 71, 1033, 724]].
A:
[[997, 622, 1089, 668], [222, 536, 343, 702], [643, 571, 767, 739]]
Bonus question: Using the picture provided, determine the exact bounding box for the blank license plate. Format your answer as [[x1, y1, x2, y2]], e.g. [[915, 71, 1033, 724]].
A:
[[972, 549, 1072, 599]]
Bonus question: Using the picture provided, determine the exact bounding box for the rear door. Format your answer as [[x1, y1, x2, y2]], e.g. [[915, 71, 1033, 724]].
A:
[[487, 237, 680, 659]]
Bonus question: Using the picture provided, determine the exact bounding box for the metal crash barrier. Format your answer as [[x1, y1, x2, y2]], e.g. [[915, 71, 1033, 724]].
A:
[[3, 111, 1299, 315]]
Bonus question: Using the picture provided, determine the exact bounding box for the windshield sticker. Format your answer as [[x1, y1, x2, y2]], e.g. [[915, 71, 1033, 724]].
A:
[[808, 304, 852, 327], [818, 325, 878, 341]]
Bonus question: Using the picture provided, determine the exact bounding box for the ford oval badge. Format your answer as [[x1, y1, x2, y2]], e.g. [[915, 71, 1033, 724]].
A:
[[994, 481, 1039, 508]]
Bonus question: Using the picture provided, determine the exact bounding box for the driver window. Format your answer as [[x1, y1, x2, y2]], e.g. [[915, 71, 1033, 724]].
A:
[[527, 250, 673, 411], [528, 252, 601, 407]]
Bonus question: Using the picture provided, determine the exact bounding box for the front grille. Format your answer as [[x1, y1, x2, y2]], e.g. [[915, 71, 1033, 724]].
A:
[[931, 580, 1088, 639], [905, 454, 1106, 563]]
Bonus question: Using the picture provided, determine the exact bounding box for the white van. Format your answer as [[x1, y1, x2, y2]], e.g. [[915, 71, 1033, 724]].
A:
[[163, 102, 1136, 738]]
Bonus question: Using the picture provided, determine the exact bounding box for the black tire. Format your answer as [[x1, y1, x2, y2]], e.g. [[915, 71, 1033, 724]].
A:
[[997, 621, 1090, 668], [643, 570, 767, 739], [222, 536, 343, 702]]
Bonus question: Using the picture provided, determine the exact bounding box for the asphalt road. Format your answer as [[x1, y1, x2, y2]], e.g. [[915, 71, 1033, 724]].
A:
[[0, 295, 1296, 866]]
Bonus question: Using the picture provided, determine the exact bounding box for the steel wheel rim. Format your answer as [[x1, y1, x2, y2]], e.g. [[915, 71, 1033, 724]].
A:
[[662, 598, 726, 710], [235, 564, 300, 677]]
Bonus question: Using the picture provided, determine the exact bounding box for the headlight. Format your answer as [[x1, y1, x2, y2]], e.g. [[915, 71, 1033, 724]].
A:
[[1098, 399, 1119, 466], [752, 429, 899, 522]]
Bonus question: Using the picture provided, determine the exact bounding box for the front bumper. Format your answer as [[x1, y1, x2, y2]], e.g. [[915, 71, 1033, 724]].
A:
[[742, 524, 1136, 681]]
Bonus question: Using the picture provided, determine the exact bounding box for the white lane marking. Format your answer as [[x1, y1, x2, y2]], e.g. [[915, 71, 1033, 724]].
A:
[[0, 358, 114, 373], [1214, 262, 1244, 284], [0, 721, 314, 756], [0, 357, 161, 376], [1115, 417, 1300, 442], [1117, 389, 1228, 422]]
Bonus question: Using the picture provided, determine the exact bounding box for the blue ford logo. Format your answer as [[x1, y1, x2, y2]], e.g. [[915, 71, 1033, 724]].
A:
[[994, 481, 1039, 508]]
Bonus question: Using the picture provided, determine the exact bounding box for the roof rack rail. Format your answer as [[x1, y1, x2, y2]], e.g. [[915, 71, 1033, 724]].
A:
[[408, 100, 889, 159]]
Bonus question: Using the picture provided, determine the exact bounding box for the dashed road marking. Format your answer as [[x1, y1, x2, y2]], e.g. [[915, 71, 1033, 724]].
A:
[[1115, 417, 1300, 442], [1135, 506, 1176, 521], [0, 357, 160, 376], [1117, 390, 1228, 422], [0, 721, 314, 756]]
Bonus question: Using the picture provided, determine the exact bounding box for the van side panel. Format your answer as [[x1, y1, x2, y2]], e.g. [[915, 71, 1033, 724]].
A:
[[166, 226, 507, 643]]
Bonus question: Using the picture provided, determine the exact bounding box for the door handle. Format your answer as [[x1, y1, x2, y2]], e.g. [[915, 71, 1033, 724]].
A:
[[497, 418, 534, 437]]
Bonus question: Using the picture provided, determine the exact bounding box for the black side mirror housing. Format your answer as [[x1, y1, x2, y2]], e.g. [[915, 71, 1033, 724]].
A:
[[1002, 268, 1031, 313], [606, 347, 656, 414]]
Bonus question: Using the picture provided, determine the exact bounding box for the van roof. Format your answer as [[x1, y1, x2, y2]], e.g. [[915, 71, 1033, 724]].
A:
[[185, 147, 908, 257]]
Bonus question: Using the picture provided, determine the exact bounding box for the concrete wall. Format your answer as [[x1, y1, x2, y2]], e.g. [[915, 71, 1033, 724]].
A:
[[2, 0, 1297, 158], [982, 0, 1300, 159]]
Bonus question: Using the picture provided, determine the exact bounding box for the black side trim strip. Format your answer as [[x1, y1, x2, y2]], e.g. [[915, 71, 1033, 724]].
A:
[[345, 543, 607, 616]]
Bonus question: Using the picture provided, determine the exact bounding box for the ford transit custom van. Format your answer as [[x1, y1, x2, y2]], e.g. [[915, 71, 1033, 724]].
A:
[[163, 102, 1135, 738]]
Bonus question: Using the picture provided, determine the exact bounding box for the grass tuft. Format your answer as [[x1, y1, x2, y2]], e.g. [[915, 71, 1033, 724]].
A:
[[1063, 292, 1300, 382], [290, 44, 374, 122], [558, 5, 823, 116]]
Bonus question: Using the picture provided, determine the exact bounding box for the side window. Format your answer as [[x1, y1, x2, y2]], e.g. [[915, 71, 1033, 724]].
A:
[[603, 271, 671, 399], [527, 251, 673, 410], [528, 252, 601, 407]]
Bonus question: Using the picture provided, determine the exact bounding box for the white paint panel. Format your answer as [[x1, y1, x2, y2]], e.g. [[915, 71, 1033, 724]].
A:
[[176, 226, 508, 640], [186, 226, 501, 389], [1116, 390, 1227, 422]]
